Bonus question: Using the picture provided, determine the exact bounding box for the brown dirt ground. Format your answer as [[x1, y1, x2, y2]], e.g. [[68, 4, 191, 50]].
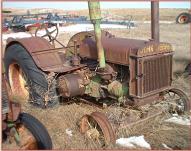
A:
[[2, 8, 191, 150]]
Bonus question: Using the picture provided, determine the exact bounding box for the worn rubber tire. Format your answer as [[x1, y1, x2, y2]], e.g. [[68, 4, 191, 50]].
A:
[[19, 113, 52, 149], [176, 12, 190, 24], [4, 44, 59, 108]]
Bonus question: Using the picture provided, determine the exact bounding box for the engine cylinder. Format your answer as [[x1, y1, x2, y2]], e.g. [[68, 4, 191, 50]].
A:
[[58, 73, 85, 97]]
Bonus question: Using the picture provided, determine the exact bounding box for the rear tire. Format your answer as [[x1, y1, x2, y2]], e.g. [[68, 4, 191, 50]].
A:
[[4, 44, 59, 108], [19, 113, 52, 149]]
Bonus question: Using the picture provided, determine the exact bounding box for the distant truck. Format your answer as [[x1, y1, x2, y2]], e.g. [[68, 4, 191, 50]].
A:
[[176, 12, 191, 24]]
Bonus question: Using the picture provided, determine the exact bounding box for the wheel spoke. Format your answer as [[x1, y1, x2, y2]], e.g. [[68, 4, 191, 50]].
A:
[[49, 29, 57, 34], [42, 34, 48, 38]]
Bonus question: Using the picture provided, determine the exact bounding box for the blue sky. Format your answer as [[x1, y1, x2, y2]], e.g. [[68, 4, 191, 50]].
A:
[[3, 1, 190, 9]]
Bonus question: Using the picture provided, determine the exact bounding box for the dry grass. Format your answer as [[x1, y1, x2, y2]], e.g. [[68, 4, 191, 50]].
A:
[[2, 8, 191, 149]]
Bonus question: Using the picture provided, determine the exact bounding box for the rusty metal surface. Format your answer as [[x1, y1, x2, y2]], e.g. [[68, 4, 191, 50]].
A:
[[6, 37, 57, 71], [143, 55, 172, 94], [66, 30, 112, 56], [133, 94, 160, 107], [79, 35, 148, 65], [2, 73, 21, 127], [129, 53, 173, 98], [6, 37, 87, 72], [137, 43, 173, 57], [79, 34, 173, 66], [151, 1, 159, 42], [91, 112, 116, 144], [58, 73, 86, 97], [6, 37, 54, 53], [2, 74, 10, 114], [8, 102, 21, 121], [79, 111, 116, 145]]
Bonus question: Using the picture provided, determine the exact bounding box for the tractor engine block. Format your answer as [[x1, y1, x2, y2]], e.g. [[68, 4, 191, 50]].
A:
[[57, 69, 91, 98], [57, 65, 129, 102]]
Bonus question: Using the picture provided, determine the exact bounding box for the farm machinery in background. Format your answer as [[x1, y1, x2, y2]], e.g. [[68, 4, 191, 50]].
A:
[[3, 10, 135, 33], [3, 1, 190, 146], [101, 10, 135, 28], [2, 12, 66, 33], [2, 74, 52, 150], [176, 12, 191, 24], [62, 11, 135, 28]]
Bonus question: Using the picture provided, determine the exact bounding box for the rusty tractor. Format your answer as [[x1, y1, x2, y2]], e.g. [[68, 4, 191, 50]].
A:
[[3, 1, 190, 146], [2, 74, 52, 149]]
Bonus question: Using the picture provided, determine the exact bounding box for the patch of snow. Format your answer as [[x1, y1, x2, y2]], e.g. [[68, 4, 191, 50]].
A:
[[165, 116, 190, 126], [59, 23, 129, 32], [2, 32, 32, 44], [142, 21, 174, 24], [2, 23, 131, 44], [116, 135, 151, 149], [162, 143, 172, 150], [65, 128, 73, 137]]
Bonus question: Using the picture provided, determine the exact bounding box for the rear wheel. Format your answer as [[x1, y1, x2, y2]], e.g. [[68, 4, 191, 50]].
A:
[[79, 112, 115, 147], [4, 44, 59, 108], [162, 88, 190, 114]]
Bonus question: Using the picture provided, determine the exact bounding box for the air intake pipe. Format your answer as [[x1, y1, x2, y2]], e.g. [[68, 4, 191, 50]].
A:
[[151, 1, 159, 42], [88, 1, 106, 68]]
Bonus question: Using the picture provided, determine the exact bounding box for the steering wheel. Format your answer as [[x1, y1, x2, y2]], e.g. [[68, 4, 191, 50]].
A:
[[35, 23, 58, 42]]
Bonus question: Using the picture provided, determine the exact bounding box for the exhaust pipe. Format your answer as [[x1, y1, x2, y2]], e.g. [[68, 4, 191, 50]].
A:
[[151, 1, 159, 42], [88, 1, 106, 68]]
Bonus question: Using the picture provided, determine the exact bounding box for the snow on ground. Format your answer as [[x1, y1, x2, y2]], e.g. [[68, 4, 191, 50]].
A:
[[165, 115, 190, 126], [2, 23, 129, 44], [116, 135, 151, 149], [2, 32, 32, 44], [162, 143, 172, 150], [65, 128, 73, 137], [59, 23, 130, 32], [138, 21, 174, 24]]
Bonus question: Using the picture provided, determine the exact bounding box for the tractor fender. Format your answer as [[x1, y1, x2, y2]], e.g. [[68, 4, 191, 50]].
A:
[[5, 37, 54, 71]]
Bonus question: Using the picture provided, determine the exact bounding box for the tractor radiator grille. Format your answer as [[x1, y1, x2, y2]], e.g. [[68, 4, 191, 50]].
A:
[[2, 86, 9, 114], [143, 55, 172, 94]]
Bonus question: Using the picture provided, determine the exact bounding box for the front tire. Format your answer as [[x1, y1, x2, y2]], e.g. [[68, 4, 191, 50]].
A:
[[4, 44, 59, 108]]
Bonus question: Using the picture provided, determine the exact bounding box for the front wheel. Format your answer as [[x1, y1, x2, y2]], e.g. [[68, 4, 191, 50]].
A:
[[162, 88, 190, 114]]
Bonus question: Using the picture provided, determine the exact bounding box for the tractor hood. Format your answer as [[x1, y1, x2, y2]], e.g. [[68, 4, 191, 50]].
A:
[[79, 32, 173, 65]]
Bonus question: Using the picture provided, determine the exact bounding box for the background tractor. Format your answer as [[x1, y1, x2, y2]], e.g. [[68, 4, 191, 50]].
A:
[[3, 1, 190, 113]]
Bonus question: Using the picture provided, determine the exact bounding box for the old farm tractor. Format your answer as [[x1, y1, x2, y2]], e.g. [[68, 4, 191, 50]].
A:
[[3, 1, 190, 145]]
